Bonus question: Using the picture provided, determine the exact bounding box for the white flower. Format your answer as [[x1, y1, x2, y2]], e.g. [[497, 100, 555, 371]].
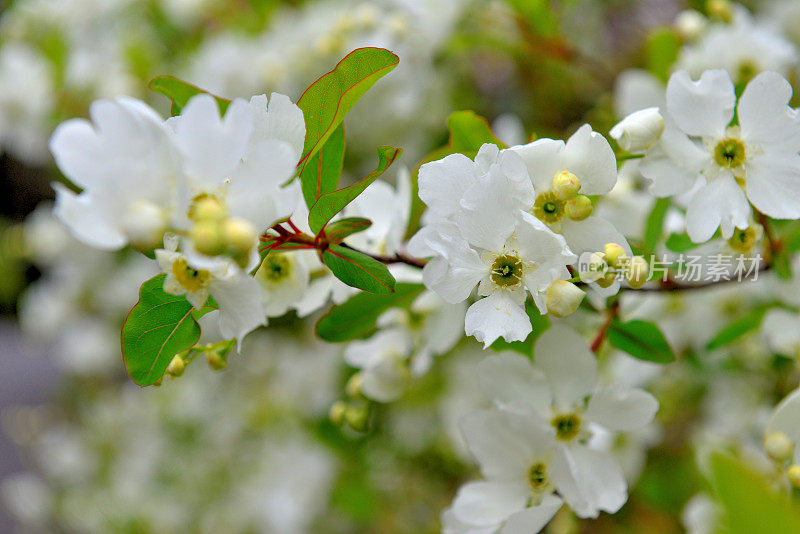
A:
[[638, 69, 800, 242], [761, 309, 800, 358], [50, 97, 181, 250], [477, 325, 659, 517], [442, 408, 564, 533], [0, 43, 54, 164], [255, 250, 314, 318], [675, 7, 796, 86], [410, 144, 575, 346], [155, 234, 264, 346], [610, 107, 665, 153], [343, 329, 413, 402], [377, 290, 467, 375]]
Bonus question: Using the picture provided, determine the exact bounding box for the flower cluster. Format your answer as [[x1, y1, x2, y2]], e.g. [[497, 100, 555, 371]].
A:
[[443, 326, 658, 532], [51, 92, 304, 343]]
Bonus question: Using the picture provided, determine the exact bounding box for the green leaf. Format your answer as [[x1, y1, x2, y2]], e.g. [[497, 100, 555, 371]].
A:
[[325, 217, 372, 245], [506, 0, 559, 37], [491, 300, 549, 356], [711, 453, 800, 534], [644, 198, 670, 254], [322, 244, 395, 294], [308, 146, 402, 235], [300, 123, 345, 209], [665, 232, 699, 253], [122, 274, 203, 386], [296, 47, 399, 172], [646, 28, 681, 82], [774, 253, 793, 280], [316, 283, 425, 342], [706, 306, 770, 350], [447, 110, 506, 154], [148, 75, 231, 116], [608, 319, 675, 363]]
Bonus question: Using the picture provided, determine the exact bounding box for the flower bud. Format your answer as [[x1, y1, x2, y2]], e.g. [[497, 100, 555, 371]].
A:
[[121, 200, 167, 250], [191, 196, 226, 222], [222, 217, 257, 255], [674, 9, 707, 40], [765, 432, 794, 462], [329, 400, 348, 426], [596, 272, 617, 288], [604, 243, 628, 268], [345, 373, 364, 398], [566, 195, 593, 221], [626, 256, 649, 289], [546, 281, 585, 318], [610, 108, 664, 154], [206, 350, 227, 371], [580, 252, 608, 282], [167, 355, 185, 377], [191, 221, 225, 256], [707, 0, 732, 23], [552, 171, 581, 201], [345, 405, 369, 432], [788, 465, 800, 488]]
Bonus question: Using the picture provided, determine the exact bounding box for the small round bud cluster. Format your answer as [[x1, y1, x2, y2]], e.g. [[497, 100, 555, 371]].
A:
[[330, 373, 372, 432], [189, 196, 257, 267]]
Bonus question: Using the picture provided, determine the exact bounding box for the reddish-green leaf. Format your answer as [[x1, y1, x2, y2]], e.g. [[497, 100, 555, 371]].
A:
[[148, 75, 230, 116], [122, 274, 203, 386], [322, 244, 395, 294], [300, 123, 345, 209], [296, 47, 399, 173], [308, 146, 402, 235], [325, 217, 372, 245]]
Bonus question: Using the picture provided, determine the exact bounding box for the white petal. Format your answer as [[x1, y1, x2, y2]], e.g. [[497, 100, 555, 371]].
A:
[[209, 270, 266, 348], [745, 152, 800, 219], [508, 138, 564, 192], [551, 445, 627, 518], [418, 153, 479, 218], [613, 69, 666, 117], [465, 292, 532, 348], [477, 353, 552, 418], [515, 213, 574, 296], [249, 92, 306, 160], [560, 125, 617, 195], [665, 70, 735, 138], [534, 325, 597, 411], [560, 217, 631, 257], [685, 174, 750, 242], [52, 184, 126, 250], [761, 309, 800, 357], [500, 495, 563, 534], [460, 409, 554, 479], [451, 481, 529, 527], [227, 139, 298, 230], [585, 387, 659, 431], [441, 507, 498, 534], [767, 387, 800, 444], [738, 71, 800, 153], [173, 95, 252, 189]]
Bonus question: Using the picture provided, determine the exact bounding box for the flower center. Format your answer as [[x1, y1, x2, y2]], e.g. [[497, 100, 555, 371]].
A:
[[490, 254, 524, 287], [533, 192, 565, 224], [728, 226, 759, 253], [551, 413, 582, 441], [527, 462, 549, 492], [736, 60, 758, 85], [260, 253, 293, 283], [714, 138, 746, 170], [172, 258, 211, 292]]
